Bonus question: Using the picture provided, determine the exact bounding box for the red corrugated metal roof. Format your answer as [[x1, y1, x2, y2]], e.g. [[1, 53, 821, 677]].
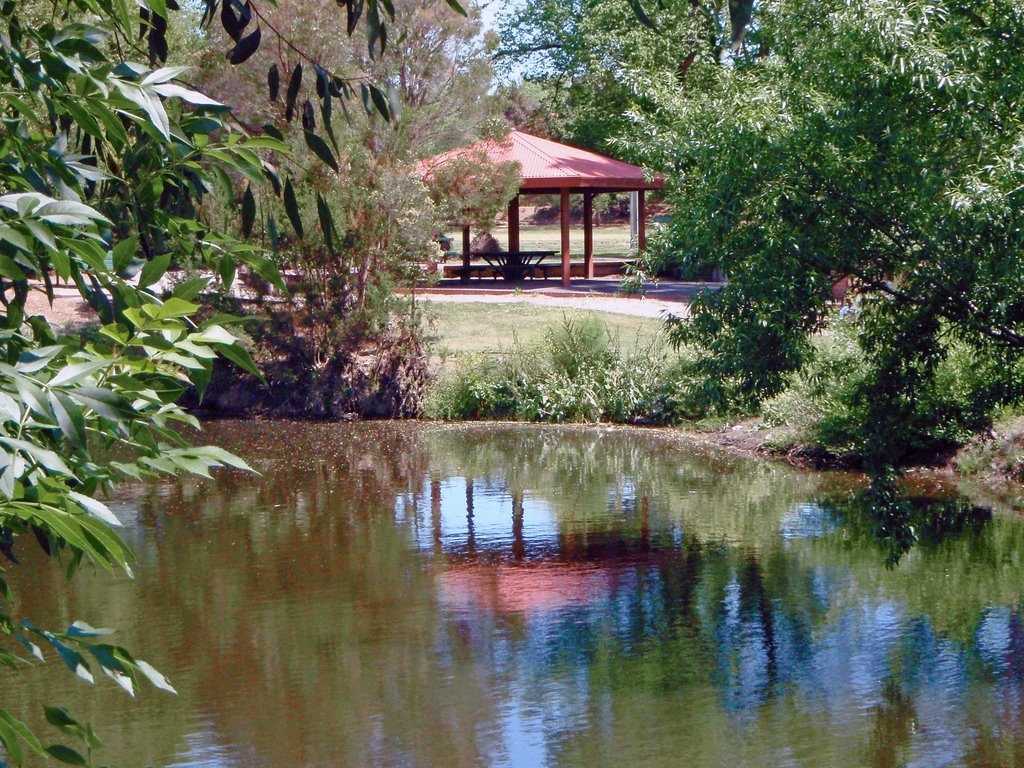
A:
[[419, 130, 662, 192]]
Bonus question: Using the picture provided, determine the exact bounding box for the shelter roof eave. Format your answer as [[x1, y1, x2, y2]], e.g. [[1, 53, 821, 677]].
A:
[[518, 176, 665, 194]]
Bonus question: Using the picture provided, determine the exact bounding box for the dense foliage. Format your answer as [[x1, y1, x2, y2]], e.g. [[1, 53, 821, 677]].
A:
[[502, 0, 1024, 475], [496, 0, 754, 151], [185, 0, 509, 419], [632, 0, 1024, 473]]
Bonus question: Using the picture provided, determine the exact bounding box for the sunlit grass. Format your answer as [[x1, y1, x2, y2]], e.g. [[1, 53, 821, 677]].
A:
[[443, 224, 635, 259], [423, 301, 664, 359]]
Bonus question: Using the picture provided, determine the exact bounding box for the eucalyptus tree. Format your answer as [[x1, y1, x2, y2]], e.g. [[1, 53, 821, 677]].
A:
[[185, 0, 505, 404], [496, 0, 755, 151]]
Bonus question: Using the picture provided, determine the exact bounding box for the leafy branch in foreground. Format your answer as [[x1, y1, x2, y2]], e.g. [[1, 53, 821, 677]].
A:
[[0, 0, 290, 761]]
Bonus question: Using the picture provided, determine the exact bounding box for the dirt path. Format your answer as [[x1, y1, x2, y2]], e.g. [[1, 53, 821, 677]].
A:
[[22, 286, 95, 332]]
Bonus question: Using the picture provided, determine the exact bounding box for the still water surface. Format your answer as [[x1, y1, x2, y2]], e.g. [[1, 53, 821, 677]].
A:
[[8, 422, 1024, 767]]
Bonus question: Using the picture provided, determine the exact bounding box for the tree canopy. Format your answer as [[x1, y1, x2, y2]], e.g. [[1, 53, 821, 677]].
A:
[[502, 0, 1024, 475], [639, 0, 1024, 472]]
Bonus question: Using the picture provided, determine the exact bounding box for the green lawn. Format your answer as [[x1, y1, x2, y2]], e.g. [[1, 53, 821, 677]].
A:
[[444, 224, 635, 259], [424, 301, 665, 360]]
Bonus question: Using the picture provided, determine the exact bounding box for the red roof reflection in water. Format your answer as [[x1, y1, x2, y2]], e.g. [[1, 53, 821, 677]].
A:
[[439, 562, 611, 616]]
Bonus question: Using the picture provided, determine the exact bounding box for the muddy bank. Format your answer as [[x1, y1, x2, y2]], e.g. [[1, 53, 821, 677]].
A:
[[187, 326, 429, 421]]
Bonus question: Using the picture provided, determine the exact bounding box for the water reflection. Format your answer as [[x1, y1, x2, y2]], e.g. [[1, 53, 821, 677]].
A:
[[5, 422, 1024, 767], [823, 482, 992, 567]]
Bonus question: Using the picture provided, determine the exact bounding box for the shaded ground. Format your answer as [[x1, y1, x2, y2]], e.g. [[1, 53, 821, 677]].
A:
[[444, 223, 638, 258]]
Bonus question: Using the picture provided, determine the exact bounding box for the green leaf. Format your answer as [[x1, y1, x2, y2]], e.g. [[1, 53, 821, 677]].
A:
[[66, 621, 115, 638], [49, 392, 87, 449], [241, 184, 256, 239], [136, 659, 177, 693], [36, 200, 110, 226], [316, 193, 335, 251], [285, 62, 303, 121], [154, 297, 200, 319], [44, 636, 94, 684], [219, 253, 236, 288], [283, 179, 303, 238], [43, 708, 81, 731], [213, 342, 262, 379], [137, 253, 172, 290], [112, 236, 140, 273], [369, 84, 391, 122], [0, 438, 73, 475], [268, 63, 280, 100], [152, 83, 225, 108], [49, 361, 108, 388], [195, 445, 254, 472], [44, 745, 87, 766], [0, 714, 24, 766], [0, 709, 45, 759], [113, 81, 170, 139], [68, 492, 122, 528], [227, 26, 262, 64], [241, 135, 288, 152], [0, 253, 26, 280], [303, 131, 339, 172], [172, 276, 210, 301], [241, 255, 287, 293], [70, 387, 124, 422], [443, 0, 468, 16]]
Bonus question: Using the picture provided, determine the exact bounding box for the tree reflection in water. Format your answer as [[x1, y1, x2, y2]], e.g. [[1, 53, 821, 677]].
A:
[[824, 479, 992, 567]]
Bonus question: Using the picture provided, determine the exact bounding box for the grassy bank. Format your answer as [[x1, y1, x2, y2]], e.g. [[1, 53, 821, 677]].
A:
[[425, 302, 1024, 485]]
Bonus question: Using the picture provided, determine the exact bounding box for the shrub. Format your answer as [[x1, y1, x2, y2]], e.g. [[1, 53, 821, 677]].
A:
[[762, 315, 1024, 464], [424, 315, 706, 425]]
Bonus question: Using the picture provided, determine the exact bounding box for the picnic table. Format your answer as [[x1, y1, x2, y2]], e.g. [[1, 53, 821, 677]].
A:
[[478, 250, 557, 282]]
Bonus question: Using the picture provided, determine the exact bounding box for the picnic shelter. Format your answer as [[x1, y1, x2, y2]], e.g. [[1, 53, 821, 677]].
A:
[[422, 131, 663, 287]]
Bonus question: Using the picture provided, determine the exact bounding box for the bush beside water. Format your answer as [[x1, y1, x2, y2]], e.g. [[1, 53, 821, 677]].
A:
[[762, 318, 1024, 465], [424, 316, 705, 425]]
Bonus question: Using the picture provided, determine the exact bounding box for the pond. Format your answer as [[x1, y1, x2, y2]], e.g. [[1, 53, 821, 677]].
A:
[[6, 421, 1024, 767]]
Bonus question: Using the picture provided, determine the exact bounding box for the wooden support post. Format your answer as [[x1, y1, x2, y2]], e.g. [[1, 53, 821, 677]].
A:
[[508, 195, 520, 253], [461, 225, 471, 284], [560, 187, 571, 288], [637, 190, 647, 251], [583, 192, 594, 279]]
